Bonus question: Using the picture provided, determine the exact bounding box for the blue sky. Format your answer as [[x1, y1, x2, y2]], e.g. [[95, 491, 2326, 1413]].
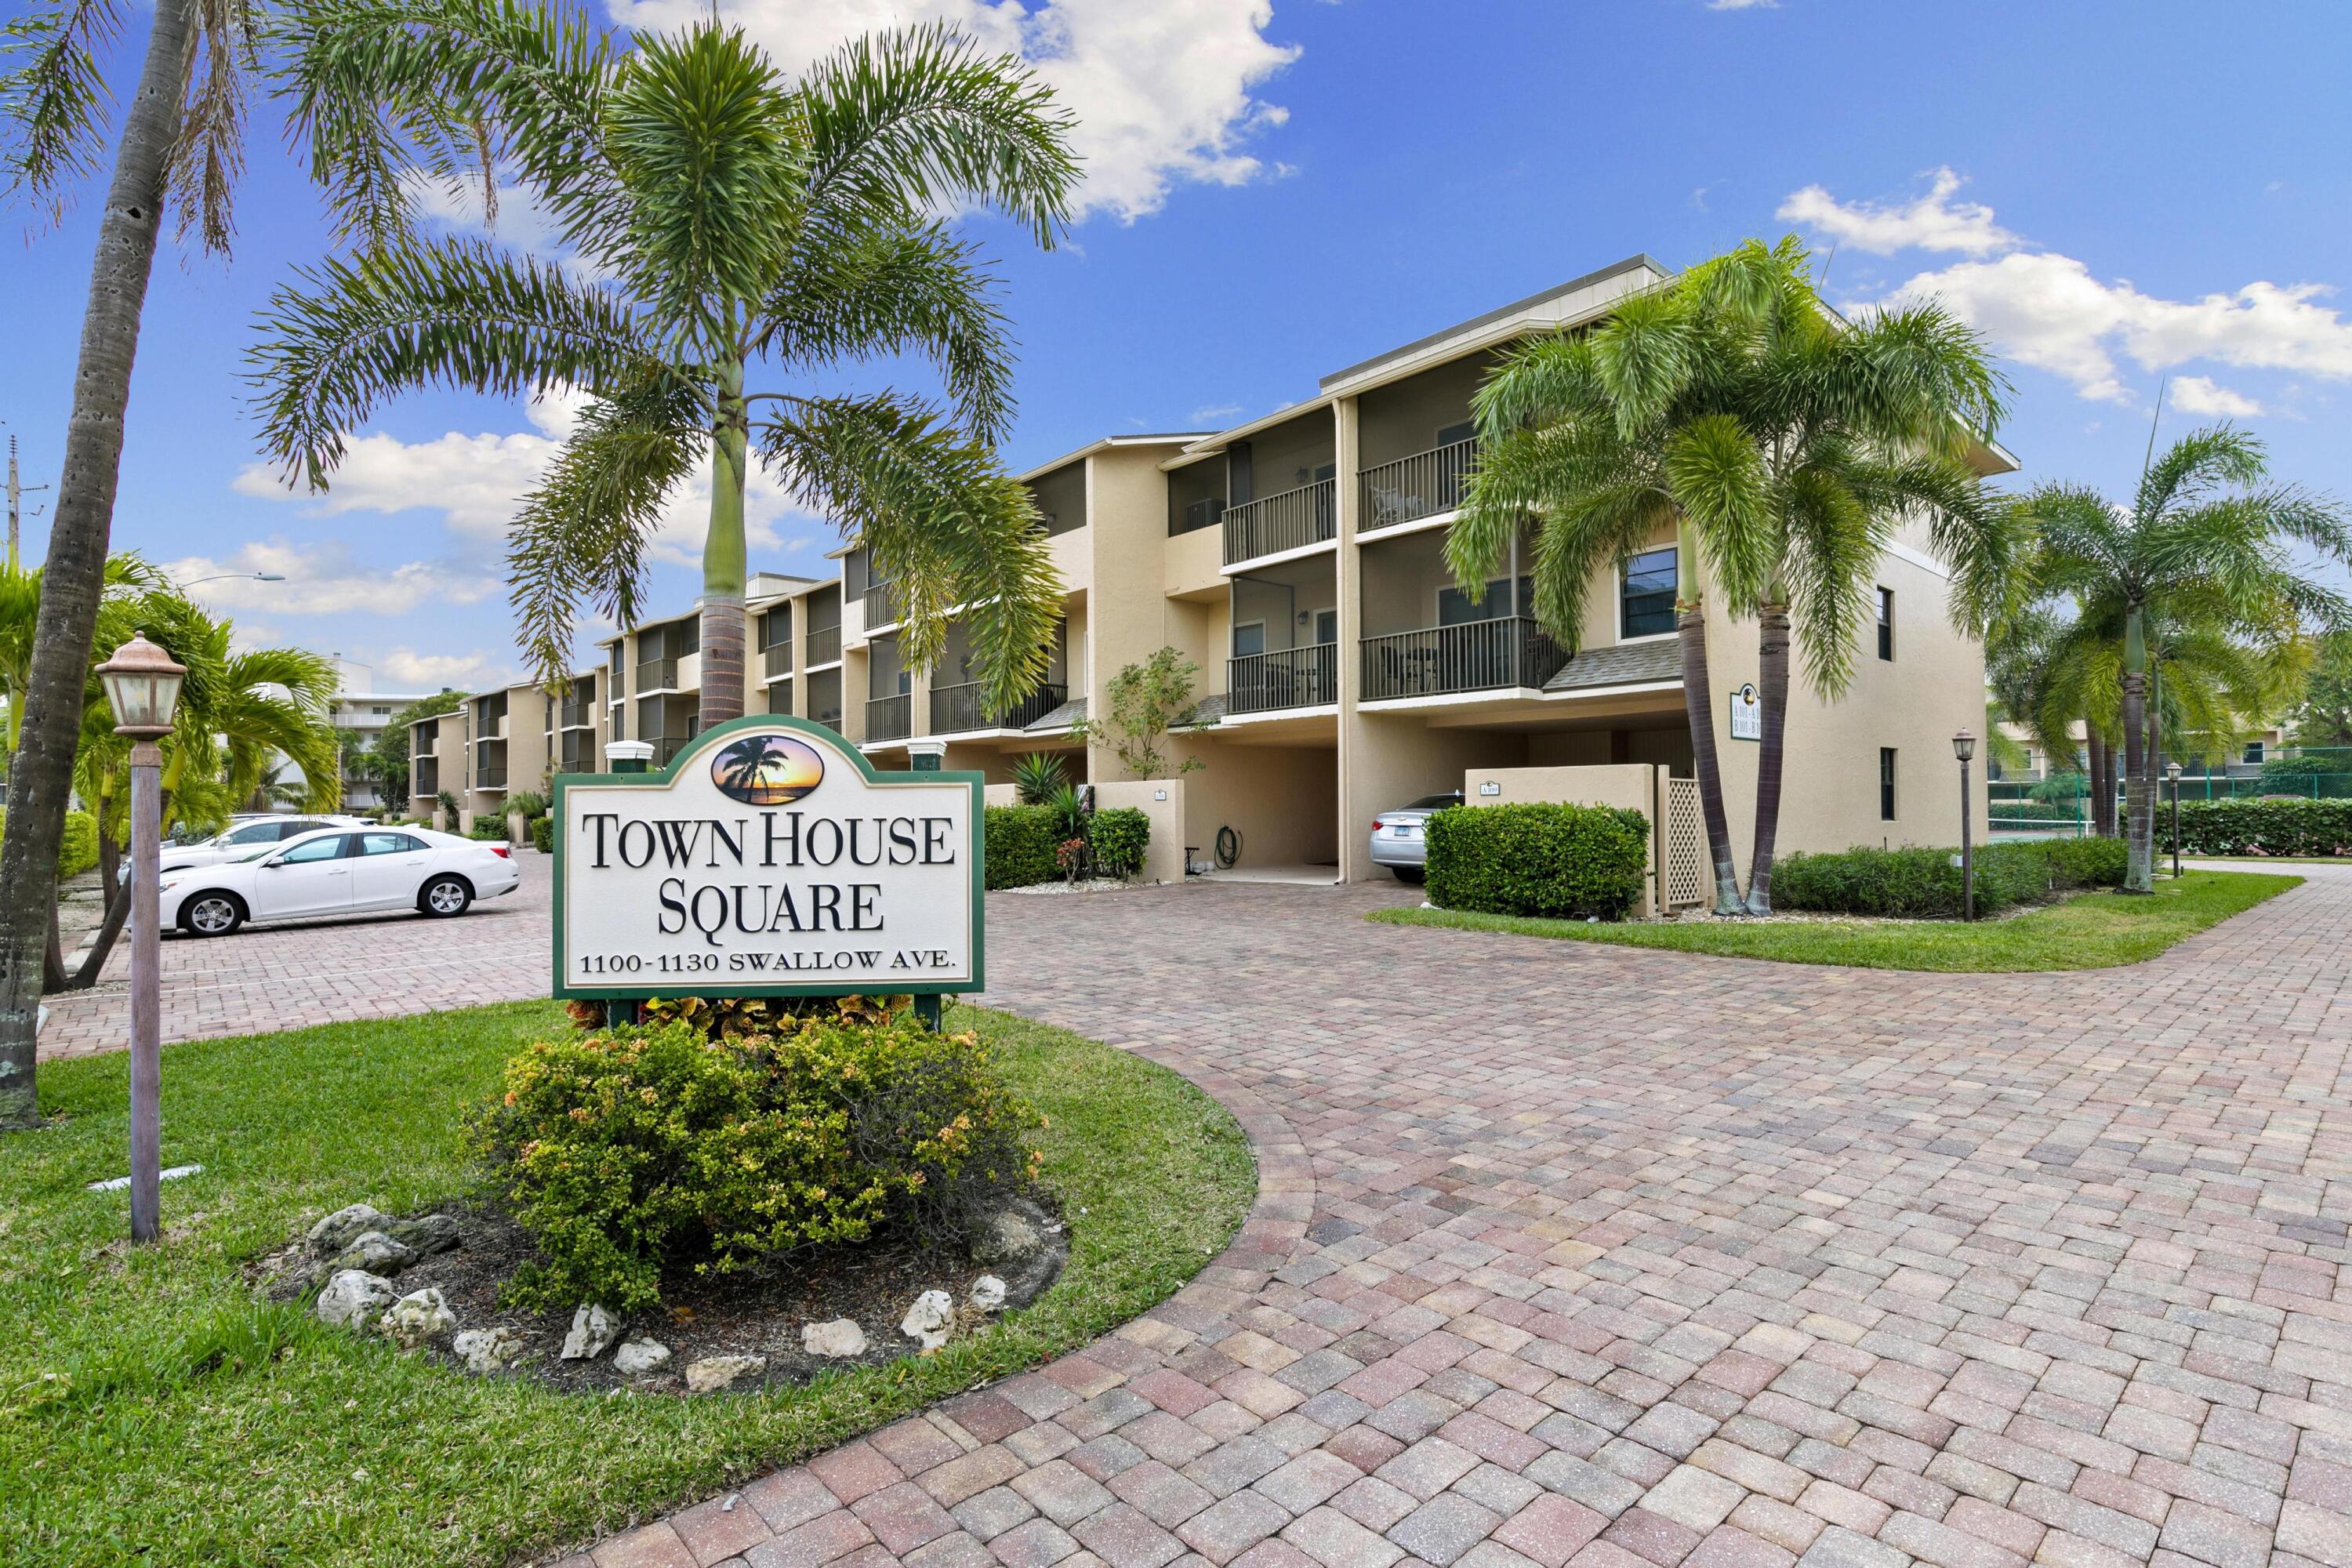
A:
[[9, 0, 2351, 695]]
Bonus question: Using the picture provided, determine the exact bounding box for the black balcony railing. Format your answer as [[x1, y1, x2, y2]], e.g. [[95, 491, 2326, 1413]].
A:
[[1359, 437, 1479, 532], [815, 713, 844, 735], [636, 655, 680, 692], [415, 764, 439, 796], [648, 731, 698, 767], [474, 765, 507, 789], [1359, 616, 1567, 701], [763, 641, 792, 679], [930, 681, 1068, 735], [1226, 644, 1338, 714], [866, 693, 912, 742], [806, 623, 842, 666], [1221, 477, 1335, 564], [862, 582, 898, 627]]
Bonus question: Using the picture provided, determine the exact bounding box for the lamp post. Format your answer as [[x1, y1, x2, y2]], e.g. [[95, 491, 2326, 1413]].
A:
[[2167, 761, 2183, 880], [96, 632, 187, 1243], [1953, 728, 1976, 922], [178, 571, 287, 589]]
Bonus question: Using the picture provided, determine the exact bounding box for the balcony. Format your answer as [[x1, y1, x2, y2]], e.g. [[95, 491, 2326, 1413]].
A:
[[866, 693, 912, 742], [931, 681, 1068, 736], [862, 582, 899, 628], [1222, 478, 1335, 565], [474, 764, 507, 789], [815, 715, 844, 735], [806, 624, 842, 666], [415, 764, 439, 796], [763, 642, 793, 681], [1361, 617, 1566, 702], [1360, 437, 1478, 532], [636, 655, 680, 693], [559, 695, 597, 729], [1226, 645, 1338, 716], [648, 731, 699, 767]]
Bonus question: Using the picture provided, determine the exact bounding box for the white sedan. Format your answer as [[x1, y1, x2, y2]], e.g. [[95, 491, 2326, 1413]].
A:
[[158, 826, 521, 938]]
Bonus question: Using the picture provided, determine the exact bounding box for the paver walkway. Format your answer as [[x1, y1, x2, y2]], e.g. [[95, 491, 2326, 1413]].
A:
[[568, 864, 2352, 1568]]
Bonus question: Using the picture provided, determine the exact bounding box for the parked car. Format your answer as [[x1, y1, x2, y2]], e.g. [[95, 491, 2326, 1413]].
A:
[[158, 826, 521, 938], [1368, 792, 1464, 884], [151, 815, 374, 877]]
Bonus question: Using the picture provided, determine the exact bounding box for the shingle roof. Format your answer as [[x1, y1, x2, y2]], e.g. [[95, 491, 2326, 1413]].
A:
[[1542, 641, 1682, 694], [1025, 695, 1087, 732]]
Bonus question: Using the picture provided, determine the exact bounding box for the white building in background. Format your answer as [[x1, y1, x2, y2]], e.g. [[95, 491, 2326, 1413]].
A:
[[325, 659, 433, 810]]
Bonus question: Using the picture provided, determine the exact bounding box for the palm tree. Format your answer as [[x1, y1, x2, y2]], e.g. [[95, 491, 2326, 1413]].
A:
[[2017, 427, 2351, 890], [253, 2, 1076, 725], [1451, 238, 2014, 914]]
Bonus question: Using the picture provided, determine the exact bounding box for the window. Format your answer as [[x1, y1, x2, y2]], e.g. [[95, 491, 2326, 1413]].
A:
[[2245, 741, 2266, 765], [223, 822, 281, 847], [1879, 748, 1898, 821], [278, 834, 350, 864], [1436, 419, 1477, 449], [1621, 548, 1677, 637], [1877, 587, 1895, 662], [1315, 608, 1338, 645], [1232, 622, 1266, 657], [1438, 576, 1532, 626], [358, 833, 423, 855]]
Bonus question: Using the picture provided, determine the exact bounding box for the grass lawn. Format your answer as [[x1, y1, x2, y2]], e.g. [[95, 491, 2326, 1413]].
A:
[[0, 1000, 1252, 1567], [1370, 869, 2297, 972], [2186, 855, 2352, 865]]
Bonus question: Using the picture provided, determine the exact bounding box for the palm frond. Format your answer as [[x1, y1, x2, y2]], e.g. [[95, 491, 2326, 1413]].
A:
[[165, 0, 257, 256], [0, 0, 122, 222]]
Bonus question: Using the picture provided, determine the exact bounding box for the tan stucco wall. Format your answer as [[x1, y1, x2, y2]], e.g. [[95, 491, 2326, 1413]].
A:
[[1461, 762, 1667, 916], [1084, 445, 1197, 783], [1093, 779, 1187, 885], [1180, 736, 1338, 869]]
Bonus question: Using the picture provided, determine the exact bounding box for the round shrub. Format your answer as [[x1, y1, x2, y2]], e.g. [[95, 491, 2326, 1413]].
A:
[[985, 804, 1060, 888], [1087, 807, 1150, 879], [529, 815, 554, 855], [473, 1014, 1045, 1311], [1426, 802, 1650, 920]]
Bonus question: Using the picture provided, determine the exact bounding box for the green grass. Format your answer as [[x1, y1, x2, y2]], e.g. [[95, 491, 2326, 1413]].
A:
[[2185, 854, 2352, 864], [1370, 869, 2297, 972], [0, 1001, 1253, 1567]]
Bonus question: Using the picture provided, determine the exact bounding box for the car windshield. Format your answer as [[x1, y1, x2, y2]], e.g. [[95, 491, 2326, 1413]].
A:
[[1404, 794, 1461, 810], [231, 844, 281, 863]]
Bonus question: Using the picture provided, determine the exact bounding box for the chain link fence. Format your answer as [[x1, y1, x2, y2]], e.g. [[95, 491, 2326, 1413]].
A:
[[1989, 746, 2352, 838]]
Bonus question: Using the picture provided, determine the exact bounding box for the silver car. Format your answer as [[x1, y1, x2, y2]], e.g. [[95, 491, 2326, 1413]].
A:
[[1368, 792, 1462, 884]]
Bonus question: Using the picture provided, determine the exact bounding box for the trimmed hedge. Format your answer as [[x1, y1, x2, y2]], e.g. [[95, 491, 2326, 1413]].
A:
[[1427, 803, 1650, 921], [530, 815, 554, 855], [0, 808, 100, 879], [468, 816, 510, 841], [1088, 808, 1150, 879], [985, 804, 1061, 889], [2172, 797, 2352, 857], [1772, 837, 2128, 919]]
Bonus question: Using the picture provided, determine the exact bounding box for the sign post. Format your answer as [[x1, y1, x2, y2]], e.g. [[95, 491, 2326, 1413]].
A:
[[554, 717, 984, 1022]]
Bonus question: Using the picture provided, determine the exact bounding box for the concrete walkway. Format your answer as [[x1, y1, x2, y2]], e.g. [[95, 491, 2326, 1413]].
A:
[[567, 865, 2352, 1568]]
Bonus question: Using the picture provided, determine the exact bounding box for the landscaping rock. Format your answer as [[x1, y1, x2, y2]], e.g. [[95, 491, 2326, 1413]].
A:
[[561, 1304, 620, 1361], [612, 1338, 670, 1377], [379, 1287, 454, 1348], [801, 1319, 868, 1358], [316, 1269, 401, 1328], [970, 1198, 1051, 1266], [382, 1214, 463, 1257], [452, 1327, 529, 1374], [328, 1230, 419, 1277], [306, 1203, 388, 1256], [901, 1290, 955, 1351], [970, 1275, 1007, 1312], [683, 1354, 765, 1392]]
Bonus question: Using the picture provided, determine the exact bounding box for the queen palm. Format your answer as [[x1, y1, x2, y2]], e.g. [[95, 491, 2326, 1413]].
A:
[[2019, 428, 2349, 890], [254, 3, 1075, 723], [1451, 238, 2014, 914]]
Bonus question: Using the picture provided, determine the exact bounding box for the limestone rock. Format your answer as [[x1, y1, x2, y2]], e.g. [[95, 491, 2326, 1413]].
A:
[[452, 1327, 529, 1374], [613, 1338, 671, 1377], [380, 1287, 455, 1348], [316, 1269, 401, 1328], [901, 1290, 955, 1351], [306, 1203, 388, 1256], [801, 1319, 868, 1359], [561, 1304, 620, 1361], [970, 1198, 1054, 1266], [328, 1230, 419, 1277], [684, 1354, 766, 1393], [970, 1275, 1007, 1312], [383, 1214, 463, 1257]]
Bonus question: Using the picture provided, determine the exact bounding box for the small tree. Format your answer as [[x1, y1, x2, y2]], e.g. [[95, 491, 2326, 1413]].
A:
[[1073, 648, 1207, 779]]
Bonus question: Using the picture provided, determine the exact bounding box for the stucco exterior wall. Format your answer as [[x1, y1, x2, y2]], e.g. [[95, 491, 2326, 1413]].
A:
[[1461, 761, 1668, 916], [1179, 737, 1339, 871]]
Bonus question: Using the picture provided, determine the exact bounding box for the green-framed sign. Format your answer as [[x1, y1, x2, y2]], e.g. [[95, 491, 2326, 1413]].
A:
[[550, 714, 985, 1003]]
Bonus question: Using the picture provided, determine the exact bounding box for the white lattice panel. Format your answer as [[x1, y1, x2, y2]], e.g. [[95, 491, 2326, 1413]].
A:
[[1662, 776, 1705, 909]]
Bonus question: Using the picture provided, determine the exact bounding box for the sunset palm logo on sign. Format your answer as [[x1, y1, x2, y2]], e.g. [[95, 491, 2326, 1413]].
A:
[[710, 732, 825, 805]]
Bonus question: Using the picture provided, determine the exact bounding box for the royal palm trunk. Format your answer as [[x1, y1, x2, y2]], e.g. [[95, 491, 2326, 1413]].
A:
[[697, 357, 750, 731], [1743, 594, 1791, 916], [2119, 607, 2155, 892], [1673, 532, 1742, 915], [0, 0, 193, 1127]]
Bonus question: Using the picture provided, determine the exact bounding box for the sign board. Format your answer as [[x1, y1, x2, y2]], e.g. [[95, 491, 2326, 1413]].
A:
[[1728, 683, 1762, 742], [552, 716, 983, 1000], [1478, 780, 1501, 797]]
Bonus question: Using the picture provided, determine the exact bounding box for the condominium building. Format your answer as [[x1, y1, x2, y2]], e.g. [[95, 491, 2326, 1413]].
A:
[[456, 254, 2013, 884]]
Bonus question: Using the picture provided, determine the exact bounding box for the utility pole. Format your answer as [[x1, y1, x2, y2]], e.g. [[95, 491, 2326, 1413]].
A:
[[5, 434, 51, 572]]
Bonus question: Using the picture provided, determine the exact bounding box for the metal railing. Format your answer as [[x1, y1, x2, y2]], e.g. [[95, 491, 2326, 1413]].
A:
[[1359, 616, 1566, 701], [648, 731, 697, 767], [765, 679, 792, 714], [862, 582, 898, 627], [762, 641, 793, 680], [805, 623, 841, 666], [414, 764, 439, 796], [559, 738, 594, 773], [1226, 645, 1338, 714], [815, 713, 844, 735], [635, 655, 680, 692], [1221, 477, 1335, 564], [474, 765, 506, 788], [559, 692, 597, 729], [1359, 437, 1479, 532], [866, 693, 912, 742], [930, 681, 1068, 735]]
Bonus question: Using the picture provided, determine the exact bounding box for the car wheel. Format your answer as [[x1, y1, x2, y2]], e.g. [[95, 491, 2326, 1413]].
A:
[[180, 893, 245, 937], [1392, 866, 1425, 885], [420, 875, 473, 917]]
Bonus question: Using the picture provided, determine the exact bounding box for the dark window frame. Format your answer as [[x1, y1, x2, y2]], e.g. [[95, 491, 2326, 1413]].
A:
[[1877, 586, 1895, 662], [1621, 548, 1678, 639], [1879, 748, 1898, 821]]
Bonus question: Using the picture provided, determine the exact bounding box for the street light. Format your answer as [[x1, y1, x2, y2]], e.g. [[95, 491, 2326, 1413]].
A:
[[95, 631, 186, 1245], [1953, 728, 1976, 922], [180, 572, 286, 589], [2167, 761, 2183, 880]]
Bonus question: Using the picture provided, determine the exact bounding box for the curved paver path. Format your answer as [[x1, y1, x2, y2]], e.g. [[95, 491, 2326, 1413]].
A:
[[569, 867, 2352, 1568]]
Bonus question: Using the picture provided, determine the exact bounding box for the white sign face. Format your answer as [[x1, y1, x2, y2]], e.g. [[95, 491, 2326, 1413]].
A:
[[554, 720, 981, 998], [1728, 683, 1762, 742]]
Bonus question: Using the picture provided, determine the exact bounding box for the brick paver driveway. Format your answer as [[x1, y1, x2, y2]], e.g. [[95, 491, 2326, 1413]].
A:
[[574, 866, 2352, 1568]]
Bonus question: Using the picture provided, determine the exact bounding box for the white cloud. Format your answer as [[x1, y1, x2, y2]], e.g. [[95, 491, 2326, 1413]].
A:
[[604, 0, 1302, 223], [1708, 0, 1777, 9], [2169, 376, 2265, 419], [402, 168, 569, 258], [166, 540, 498, 617], [1777, 167, 2016, 257], [376, 648, 518, 691], [1190, 402, 1242, 423]]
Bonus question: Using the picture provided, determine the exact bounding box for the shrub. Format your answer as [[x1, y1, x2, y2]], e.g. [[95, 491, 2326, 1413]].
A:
[[0, 809, 101, 878], [473, 1014, 1045, 1311], [1427, 803, 1650, 921], [530, 815, 554, 855], [985, 804, 1060, 888], [505, 789, 550, 820], [1087, 807, 1150, 879], [1772, 837, 2127, 919], [2172, 797, 2352, 857], [468, 815, 510, 841]]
